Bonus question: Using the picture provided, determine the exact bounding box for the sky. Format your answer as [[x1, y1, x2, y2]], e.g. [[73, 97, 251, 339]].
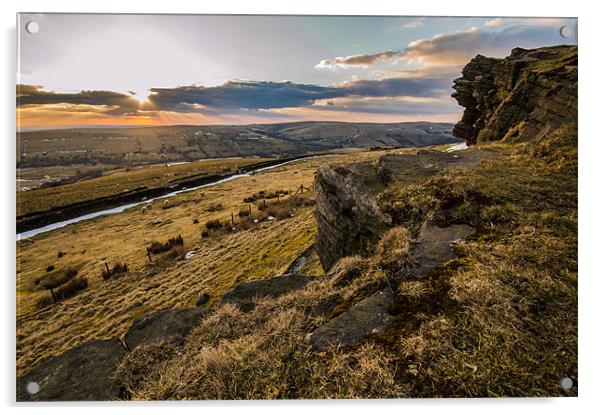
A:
[[17, 14, 577, 129]]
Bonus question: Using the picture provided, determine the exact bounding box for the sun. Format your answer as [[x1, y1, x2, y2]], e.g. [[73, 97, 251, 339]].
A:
[[128, 89, 151, 105]]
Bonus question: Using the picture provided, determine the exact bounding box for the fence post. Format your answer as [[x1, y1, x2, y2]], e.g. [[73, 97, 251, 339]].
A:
[[104, 262, 111, 277], [231, 212, 235, 225], [146, 248, 152, 263], [248, 205, 252, 216]]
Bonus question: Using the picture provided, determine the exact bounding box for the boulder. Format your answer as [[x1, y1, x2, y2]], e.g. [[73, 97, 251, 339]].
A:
[[221, 274, 310, 311], [124, 308, 205, 350], [413, 222, 476, 276], [308, 289, 394, 352], [17, 338, 125, 401]]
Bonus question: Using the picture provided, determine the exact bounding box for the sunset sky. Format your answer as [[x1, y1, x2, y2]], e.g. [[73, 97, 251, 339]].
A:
[[17, 14, 577, 129]]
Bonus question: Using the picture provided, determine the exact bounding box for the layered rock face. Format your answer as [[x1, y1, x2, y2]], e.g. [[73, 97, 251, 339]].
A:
[[313, 150, 492, 271], [452, 45, 577, 145], [313, 162, 391, 271]]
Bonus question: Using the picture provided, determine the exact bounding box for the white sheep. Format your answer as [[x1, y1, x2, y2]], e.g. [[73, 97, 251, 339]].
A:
[[141, 206, 147, 214]]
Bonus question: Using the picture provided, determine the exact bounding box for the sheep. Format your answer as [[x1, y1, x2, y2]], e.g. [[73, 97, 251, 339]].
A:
[[141, 206, 147, 214]]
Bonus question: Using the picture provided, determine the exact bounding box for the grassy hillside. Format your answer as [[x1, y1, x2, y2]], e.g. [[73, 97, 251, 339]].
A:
[[16, 149, 402, 375], [17, 157, 270, 216], [17, 121, 456, 169], [120, 127, 576, 398]]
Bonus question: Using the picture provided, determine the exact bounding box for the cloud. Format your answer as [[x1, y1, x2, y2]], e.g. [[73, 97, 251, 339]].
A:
[[146, 77, 451, 113], [315, 51, 399, 69], [401, 18, 424, 29], [316, 22, 574, 68], [17, 84, 140, 115], [484, 17, 568, 29]]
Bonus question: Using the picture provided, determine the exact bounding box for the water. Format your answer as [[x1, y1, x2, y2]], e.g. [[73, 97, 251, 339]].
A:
[[447, 142, 468, 152], [17, 155, 331, 240]]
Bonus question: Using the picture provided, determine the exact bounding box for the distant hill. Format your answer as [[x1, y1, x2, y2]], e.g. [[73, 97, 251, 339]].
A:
[[17, 121, 459, 168]]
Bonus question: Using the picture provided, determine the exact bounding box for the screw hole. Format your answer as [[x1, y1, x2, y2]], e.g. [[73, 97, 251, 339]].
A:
[[25, 21, 39, 34], [26, 381, 40, 394]]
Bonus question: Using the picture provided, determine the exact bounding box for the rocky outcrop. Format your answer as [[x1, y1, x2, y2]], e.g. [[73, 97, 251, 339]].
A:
[[221, 273, 311, 311], [412, 222, 475, 276], [314, 162, 391, 271], [17, 338, 126, 401], [314, 150, 491, 271], [452, 45, 577, 145], [308, 290, 394, 352], [124, 308, 206, 351], [17, 307, 206, 401]]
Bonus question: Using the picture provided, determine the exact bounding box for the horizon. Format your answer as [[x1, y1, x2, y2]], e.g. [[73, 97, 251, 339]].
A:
[[17, 119, 455, 133], [17, 14, 576, 129]]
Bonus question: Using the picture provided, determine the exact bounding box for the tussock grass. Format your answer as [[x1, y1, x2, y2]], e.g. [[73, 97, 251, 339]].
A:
[[126, 281, 407, 400]]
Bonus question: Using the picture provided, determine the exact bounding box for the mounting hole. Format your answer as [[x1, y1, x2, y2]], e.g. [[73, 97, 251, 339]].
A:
[[26, 381, 40, 395], [25, 21, 40, 34], [560, 377, 573, 390], [559, 25, 572, 39]]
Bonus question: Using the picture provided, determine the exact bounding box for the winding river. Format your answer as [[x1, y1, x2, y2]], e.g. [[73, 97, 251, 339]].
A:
[[17, 155, 332, 240]]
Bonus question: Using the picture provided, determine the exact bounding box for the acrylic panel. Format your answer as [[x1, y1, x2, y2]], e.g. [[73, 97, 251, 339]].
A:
[[16, 13, 578, 401]]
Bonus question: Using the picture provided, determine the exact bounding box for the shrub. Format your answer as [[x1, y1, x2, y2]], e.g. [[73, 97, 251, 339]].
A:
[[205, 203, 224, 212], [101, 262, 128, 280], [238, 207, 251, 217], [45, 264, 55, 272], [205, 219, 223, 230], [54, 275, 88, 301], [39, 267, 78, 291], [148, 235, 184, 254], [57, 251, 65, 258]]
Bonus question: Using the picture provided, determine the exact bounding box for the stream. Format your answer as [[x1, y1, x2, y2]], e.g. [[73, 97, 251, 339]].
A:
[[17, 155, 332, 240]]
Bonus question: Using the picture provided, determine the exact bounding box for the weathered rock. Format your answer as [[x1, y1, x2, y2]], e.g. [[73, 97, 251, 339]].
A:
[[314, 162, 391, 271], [452, 45, 577, 145], [17, 338, 125, 401], [376, 149, 491, 185], [221, 274, 311, 311], [124, 308, 205, 350], [308, 294, 342, 318], [314, 151, 490, 271], [308, 290, 394, 352], [413, 222, 476, 275]]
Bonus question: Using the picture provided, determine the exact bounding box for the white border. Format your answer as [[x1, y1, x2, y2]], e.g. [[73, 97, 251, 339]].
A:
[[1, 1, 599, 414]]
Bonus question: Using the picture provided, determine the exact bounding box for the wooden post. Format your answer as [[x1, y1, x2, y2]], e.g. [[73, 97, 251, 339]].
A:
[[104, 262, 111, 277], [146, 248, 152, 263], [277, 193, 280, 203], [248, 205, 252, 216], [263, 199, 266, 209], [231, 212, 235, 225], [300, 184, 304, 194]]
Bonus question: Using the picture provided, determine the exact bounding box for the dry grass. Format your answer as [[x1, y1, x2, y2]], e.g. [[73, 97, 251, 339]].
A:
[[17, 157, 270, 216], [126, 282, 407, 400], [16, 150, 394, 375], [120, 127, 575, 399]]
